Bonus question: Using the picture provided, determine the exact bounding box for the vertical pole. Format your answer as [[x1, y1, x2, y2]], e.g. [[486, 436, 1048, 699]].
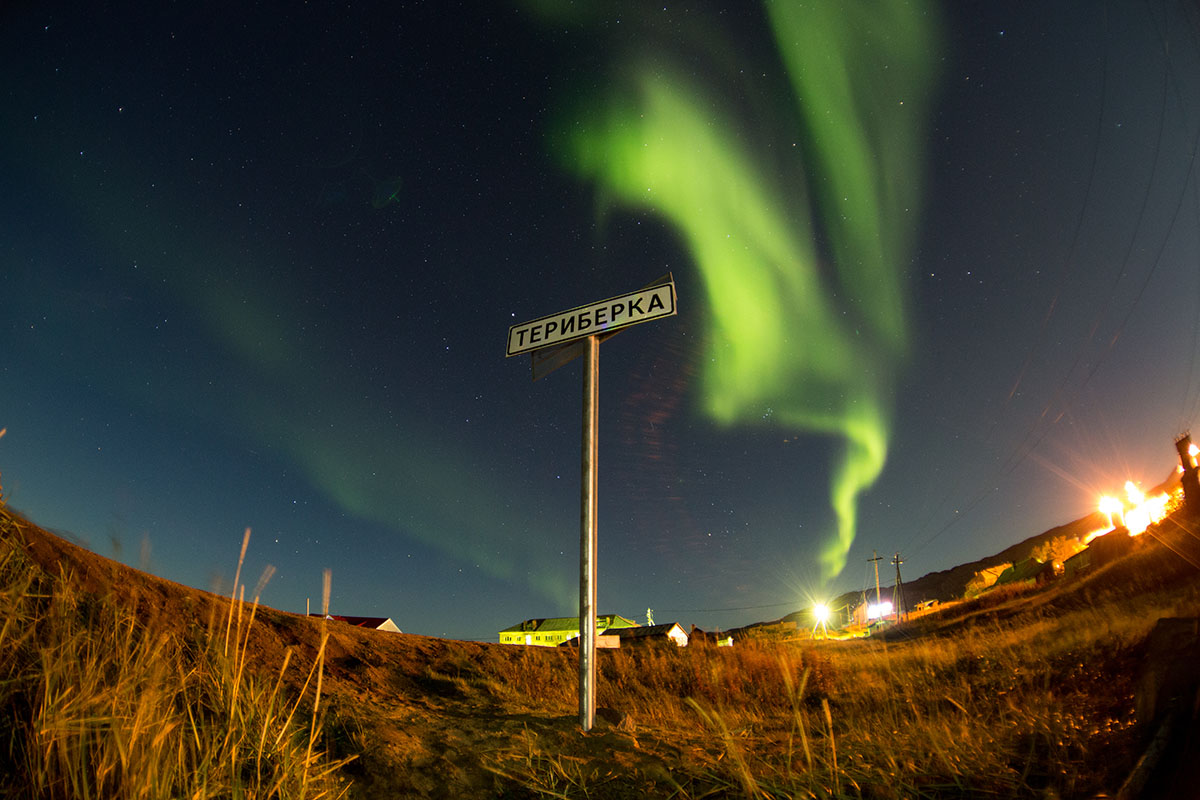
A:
[[579, 334, 599, 732], [1176, 434, 1200, 516], [870, 551, 882, 620]]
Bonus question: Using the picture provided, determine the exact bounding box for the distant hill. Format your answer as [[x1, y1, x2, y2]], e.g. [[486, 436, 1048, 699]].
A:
[[773, 468, 1185, 628], [772, 511, 1113, 632], [762, 511, 1101, 631], [858, 511, 1108, 610]]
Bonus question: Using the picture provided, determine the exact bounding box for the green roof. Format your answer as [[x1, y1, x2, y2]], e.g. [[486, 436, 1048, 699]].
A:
[[995, 558, 1051, 584]]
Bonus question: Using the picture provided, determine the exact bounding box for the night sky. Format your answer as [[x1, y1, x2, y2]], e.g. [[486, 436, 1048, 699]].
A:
[[3, 2, 1199, 640]]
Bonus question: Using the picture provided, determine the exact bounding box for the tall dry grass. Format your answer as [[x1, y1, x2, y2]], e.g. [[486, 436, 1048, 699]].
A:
[[0, 511, 353, 800], [487, 539, 1200, 799], [3, 458, 1196, 800]]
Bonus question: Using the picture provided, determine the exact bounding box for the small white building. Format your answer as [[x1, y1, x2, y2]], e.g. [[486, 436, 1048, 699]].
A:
[[608, 622, 689, 647], [560, 622, 690, 648], [311, 614, 401, 633]]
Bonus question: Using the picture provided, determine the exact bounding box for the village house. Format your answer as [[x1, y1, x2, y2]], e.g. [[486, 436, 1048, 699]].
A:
[[965, 563, 1011, 597], [498, 614, 638, 646], [560, 622, 689, 648], [607, 622, 688, 647], [1062, 547, 1091, 578], [850, 592, 896, 627], [309, 615, 402, 633], [1064, 526, 1138, 577], [992, 558, 1054, 589], [688, 625, 735, 647]]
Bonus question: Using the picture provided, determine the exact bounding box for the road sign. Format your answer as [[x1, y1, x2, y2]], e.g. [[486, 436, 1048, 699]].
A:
[[505, 274, 677, 733], [506, 278, 676, 357]]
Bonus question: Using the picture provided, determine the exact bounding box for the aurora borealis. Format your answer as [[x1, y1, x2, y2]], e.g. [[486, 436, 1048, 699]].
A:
[[3, 2, 1200, 638], [539, 0, 939, 578]]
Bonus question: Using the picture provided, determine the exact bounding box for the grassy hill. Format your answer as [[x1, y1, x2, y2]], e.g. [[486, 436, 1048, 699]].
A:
[[845, 510, 1109, 612], [765, 512, 1107, 636], [796, 469, 1189, 625], [2, 494, 1199, 798]]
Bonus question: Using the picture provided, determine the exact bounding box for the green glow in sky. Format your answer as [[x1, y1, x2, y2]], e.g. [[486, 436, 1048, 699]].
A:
[[546, 1, 940, 580], [7, 134, 577, 612]]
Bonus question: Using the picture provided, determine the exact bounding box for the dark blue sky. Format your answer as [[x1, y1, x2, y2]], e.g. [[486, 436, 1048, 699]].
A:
[[3, 1, 1199, 639]]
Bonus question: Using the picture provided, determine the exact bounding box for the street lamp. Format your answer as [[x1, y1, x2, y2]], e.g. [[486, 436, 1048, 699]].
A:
[[812, 603, 831, 639]]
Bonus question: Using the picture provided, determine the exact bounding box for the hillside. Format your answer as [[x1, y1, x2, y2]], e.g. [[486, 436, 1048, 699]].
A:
[[858, 510, 1109, 609], [2, 496, 1199, 798], [772, 471, 1184, 632], [0, 503, 652, 798], [767, 511, 1107, 634], [891, 468, 1186, 608]]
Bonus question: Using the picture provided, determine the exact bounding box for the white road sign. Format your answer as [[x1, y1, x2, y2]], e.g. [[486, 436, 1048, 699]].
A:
[[505, 279, 676, 357]]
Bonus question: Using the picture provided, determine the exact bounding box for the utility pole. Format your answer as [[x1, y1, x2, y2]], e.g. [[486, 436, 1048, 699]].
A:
[[892, 552, 905, 623], [1176, 433, 1200, 516], [869, 551, 882, 623]]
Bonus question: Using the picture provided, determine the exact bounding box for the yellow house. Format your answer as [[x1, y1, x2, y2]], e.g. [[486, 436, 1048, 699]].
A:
[[498, 614, 638, 646]]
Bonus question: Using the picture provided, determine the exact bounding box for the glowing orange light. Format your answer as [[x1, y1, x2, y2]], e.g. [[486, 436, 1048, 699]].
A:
[[1098, 495, 1123, 529], [1093, 479, 1179, 540]]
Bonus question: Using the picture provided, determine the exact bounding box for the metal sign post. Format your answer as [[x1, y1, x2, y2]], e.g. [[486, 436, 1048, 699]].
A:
[[506, 274, 676, 733], [579, 334, 599, 729]]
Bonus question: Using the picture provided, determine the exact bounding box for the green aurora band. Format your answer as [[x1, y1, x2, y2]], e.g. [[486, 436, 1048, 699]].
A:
[[0, 122, 578, 611], [545, 1, 940, 580]]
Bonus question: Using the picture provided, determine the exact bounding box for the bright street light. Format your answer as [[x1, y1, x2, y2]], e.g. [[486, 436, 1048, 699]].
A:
[[812, 603, 831, 639]]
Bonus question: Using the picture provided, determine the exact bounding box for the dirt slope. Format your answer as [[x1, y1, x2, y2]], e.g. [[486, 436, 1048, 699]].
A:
[[6, 498, 1199, 798], [1, 506, 710, 798]]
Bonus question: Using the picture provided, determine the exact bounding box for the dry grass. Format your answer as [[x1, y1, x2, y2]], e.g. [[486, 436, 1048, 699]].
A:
[[0, 510, 352, 799], [482, 530, 1200, 799], [3, 482, 1197, 798]]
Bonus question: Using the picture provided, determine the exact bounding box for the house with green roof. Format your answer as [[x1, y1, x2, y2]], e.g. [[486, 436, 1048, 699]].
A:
[[993, 557, 1054, 589], [498, 614, 638, 646]]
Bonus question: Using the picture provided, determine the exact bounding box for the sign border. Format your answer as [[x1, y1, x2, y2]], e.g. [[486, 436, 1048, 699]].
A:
[[505, 277, 676, 357]]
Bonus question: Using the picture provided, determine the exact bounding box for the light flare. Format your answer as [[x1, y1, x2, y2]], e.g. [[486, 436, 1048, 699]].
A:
[[866, 601, 892, 620], [1098, 495, 1124, 528], [1180, 443, 1200, 472], [1087, 480, 1181, 542], [811, 602, 831, 639]]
